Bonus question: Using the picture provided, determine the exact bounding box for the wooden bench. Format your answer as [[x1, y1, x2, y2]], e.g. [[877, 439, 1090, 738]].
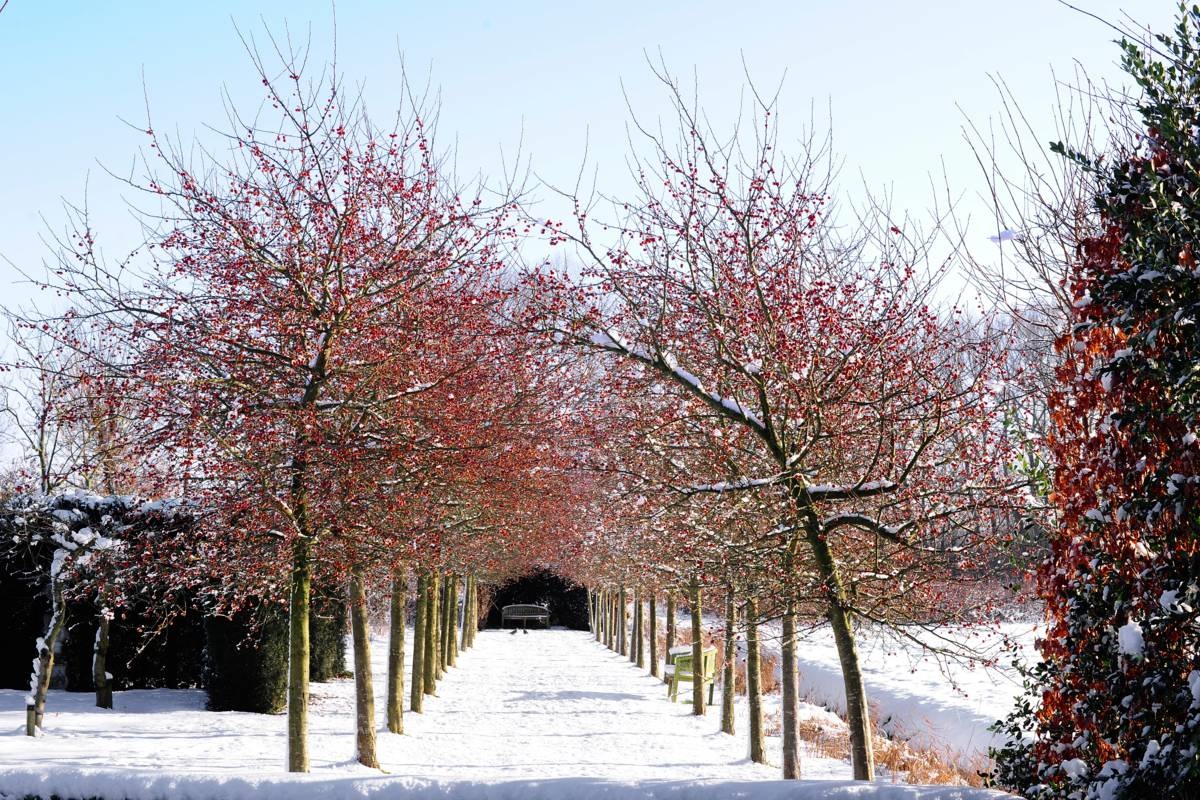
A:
[[500, 603, 550, 629], [665, 646, 717, 705]]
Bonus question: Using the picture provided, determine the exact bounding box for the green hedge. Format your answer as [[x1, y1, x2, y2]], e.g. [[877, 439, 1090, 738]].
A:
[[309, 588, 347, 682], [203, 603, 288, 713]]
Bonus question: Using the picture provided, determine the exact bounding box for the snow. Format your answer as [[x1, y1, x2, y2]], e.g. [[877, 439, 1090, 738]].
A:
[[1159, 590, 1179, 611], [48, 548, 69, 580], [805, 481, 898, 499], [1117, 621, 1144, 658], [0, 628, 1015, 800], [687, 476, 779, 493], [587, 329, 766, 431], [778, 623, 1038, 764], [1139, 739, 1160, 768]]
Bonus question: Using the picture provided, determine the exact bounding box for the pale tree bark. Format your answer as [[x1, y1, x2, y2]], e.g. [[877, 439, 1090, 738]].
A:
[[633, 587, 643, 662], [608, 591, 617, 650], [604, 592, 614, 647], [424, 572, 439, 692], [665, 590, 676, 650], [605, 591, 615, 650], [721, 587, 736, 735], [618, 585, 628, 657], [445, 574, 458, 668], [26, 574, 68, 736], [805, 528, 874, 781], [598, 590, 606, 644], [349, 564, 379, 768], [745, 596, 766, 764], [465, 573, 475, 647], [93, 605, 112, 710], [436, 573, 448, 674], [780, 590, 801, 780], [635, 592, 645, 668], [690, 577, 705, 716], [648, 593, 658, 678], [287, 536, 312, 772], [469, 575, 479, 646], [387, 567, 406, 734], [410, 571, 426, 712], [460, 575, 473, 652]]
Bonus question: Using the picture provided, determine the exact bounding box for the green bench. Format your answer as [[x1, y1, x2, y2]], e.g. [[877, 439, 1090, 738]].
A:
[[665, 645, 717, 705]]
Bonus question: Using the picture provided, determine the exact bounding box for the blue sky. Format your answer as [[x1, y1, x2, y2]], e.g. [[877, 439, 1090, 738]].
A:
[[0, 1, 1175, 320]]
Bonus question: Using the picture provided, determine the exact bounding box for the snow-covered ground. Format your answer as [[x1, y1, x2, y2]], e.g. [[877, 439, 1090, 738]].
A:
[[668, 609, 1037, 767], [788, 623, 1038, 764], [0, 628, 1015, 799]]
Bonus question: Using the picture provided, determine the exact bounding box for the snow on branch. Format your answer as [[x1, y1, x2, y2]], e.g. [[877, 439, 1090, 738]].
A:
[[587, 328, 767, 435], [820, 512, 915, 545], [804, 479, 898, 502], [681, 475, 782, 494]]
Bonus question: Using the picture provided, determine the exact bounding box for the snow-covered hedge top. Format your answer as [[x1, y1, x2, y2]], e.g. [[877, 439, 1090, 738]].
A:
[[0, 491, 193, 586]]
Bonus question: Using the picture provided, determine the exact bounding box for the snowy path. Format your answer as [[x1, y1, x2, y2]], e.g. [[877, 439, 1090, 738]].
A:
[[0, 628, 1015, 799], [388, 629, 774, 780]]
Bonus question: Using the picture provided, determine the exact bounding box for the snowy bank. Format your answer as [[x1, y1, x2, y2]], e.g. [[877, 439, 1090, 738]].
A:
[[786, 623, 1038, 762], [0, 770, 1018, 800]]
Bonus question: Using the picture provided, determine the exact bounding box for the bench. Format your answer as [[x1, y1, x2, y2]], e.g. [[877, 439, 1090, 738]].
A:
[[500, 603, 550, 629], [665, 646, 717, 705]]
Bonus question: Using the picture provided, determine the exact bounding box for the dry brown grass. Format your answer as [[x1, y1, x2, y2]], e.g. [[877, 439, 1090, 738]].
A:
[[760, 705, 986, 786], [792, 713, 985, 786], [873, 734, 986, 787]]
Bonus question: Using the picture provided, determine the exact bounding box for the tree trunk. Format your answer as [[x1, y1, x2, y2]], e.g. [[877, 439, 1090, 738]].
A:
[[609, 592, 617, 651], [785, 484, 875, 781], [472, 574, 480, 647], [588, 589, 595, 636], [666, 589, 676, 650], [690, 577, 704, 716], [287, 536, 312, 772], [445, 574, 458, 668], [469, 575, 479, 645], [618, 585, 628, 657], [26, 574, 68, 736], [437, 573, 449, 673], [636, 592, 646, 668], [745, 596, 766, 764], [780, 592, 801, 779], [721, 588, 736, 735], [828, 590, 874, 780], [349, 564, 379, 769], [605, 591, 614, 650], [633, 587, 643, 662], [598, 591, 606, 645], [93, 607, 112, 710], [461, 575, 473, 652], [424, 571, 438, 693], [804, 530, 874, 780], [437, 575, 448, 669], [410, 571, 426, 712], [387, 567, 406, 733], [648, 593, 658, 678]]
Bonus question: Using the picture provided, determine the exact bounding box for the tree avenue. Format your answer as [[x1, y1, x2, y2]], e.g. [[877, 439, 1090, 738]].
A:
[[4, 27, 1038, 786], [529, 69, 1021, 780]]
